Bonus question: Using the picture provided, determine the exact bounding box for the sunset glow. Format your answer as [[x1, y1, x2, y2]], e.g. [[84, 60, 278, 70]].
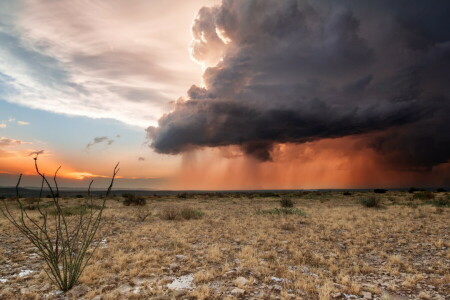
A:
[[1, 0, 449, 190]]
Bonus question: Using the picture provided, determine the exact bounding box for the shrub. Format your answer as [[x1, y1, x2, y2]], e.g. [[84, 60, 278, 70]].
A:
[[408, 187, 424, 193], [413, 191, 435, 200], [177, 192, 188, 199], [136, 208, 152, 222], [374, 189, 387, 194], [161, 206, 179, 220], [280, 197, 294, 208], [160, 206, 204, 220], [0, 158, 119, 292], [343, 191, 352, 196], [123, 193, 146, 206], [436, 188, 446, 193], [360, 196, 382, 208], [76, 194, 84, 198], [180, 207, 204, 220]]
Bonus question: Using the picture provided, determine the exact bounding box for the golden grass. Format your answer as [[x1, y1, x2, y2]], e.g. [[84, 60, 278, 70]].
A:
[[0, 192, 449, 299]]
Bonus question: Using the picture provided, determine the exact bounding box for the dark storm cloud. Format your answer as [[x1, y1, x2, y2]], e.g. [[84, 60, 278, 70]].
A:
[[148, 0, 450, 169]]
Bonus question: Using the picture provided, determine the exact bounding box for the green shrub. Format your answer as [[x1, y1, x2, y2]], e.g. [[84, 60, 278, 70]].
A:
[[180, 207, 204, 220], [427, 197, 450, 207], [360, 196, 382, 208], [280, 197, 294, 208], [123, 193, 146, 206], [413, 191, 435, 200]]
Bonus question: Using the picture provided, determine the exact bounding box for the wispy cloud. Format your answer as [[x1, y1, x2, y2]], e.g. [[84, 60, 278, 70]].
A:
[[0, 0, 209, 127], [17, 121, 29, 125], [86, 136, 114, 149], [138, 157, 145, 161], [28, 150, 44, 156], [0, 123, 6, 128], [0, 137, 30, 147]]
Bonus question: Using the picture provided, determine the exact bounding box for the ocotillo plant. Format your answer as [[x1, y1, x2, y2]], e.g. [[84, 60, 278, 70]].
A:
[[0, 157, 119, 292]]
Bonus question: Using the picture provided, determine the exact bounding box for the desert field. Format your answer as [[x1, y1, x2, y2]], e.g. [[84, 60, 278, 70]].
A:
[[0, 191, 449, 300]]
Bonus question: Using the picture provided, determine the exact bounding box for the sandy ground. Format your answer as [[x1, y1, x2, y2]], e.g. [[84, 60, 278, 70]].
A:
[[0, 192, 449, 299]]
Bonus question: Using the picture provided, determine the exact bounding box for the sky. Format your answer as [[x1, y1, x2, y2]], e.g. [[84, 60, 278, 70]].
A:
[[1, 0, 449, 190]]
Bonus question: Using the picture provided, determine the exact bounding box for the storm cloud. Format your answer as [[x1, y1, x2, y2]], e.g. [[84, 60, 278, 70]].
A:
[[148, 0, 450, 169]]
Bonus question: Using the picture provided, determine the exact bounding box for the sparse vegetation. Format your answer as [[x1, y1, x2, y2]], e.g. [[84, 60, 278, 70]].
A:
[[48, 203, 103, 216], [0, 191, 448, 299], [160, 205, 204, 220]]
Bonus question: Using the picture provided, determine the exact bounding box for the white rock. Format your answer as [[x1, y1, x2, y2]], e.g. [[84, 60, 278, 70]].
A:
[[271, 276, 284, 283], [17, 269, 34, 277], [234, 276, 249, 286], [231, 288, 245, 296], [175, 255, 186, 261], [167, 274, 194, 291]]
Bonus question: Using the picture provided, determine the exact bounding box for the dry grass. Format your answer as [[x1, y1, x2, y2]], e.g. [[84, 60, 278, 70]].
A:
[[0, 191, 449, 299]]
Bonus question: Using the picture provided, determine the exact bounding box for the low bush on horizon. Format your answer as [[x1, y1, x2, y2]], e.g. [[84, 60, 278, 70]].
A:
[[360, 196, 382, 208], [413, 191, 435, 200], [280, 197, 294, 208], [123, 193, 146, 206]]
